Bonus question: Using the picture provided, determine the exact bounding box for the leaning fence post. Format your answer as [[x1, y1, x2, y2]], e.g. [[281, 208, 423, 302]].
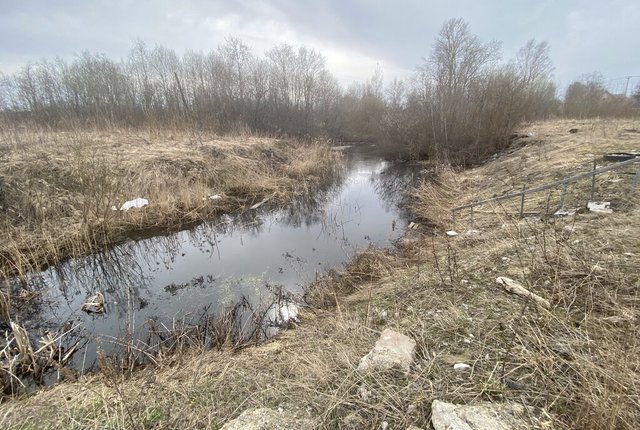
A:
[[590, 158, 597, 201], [519, 184, 526, 219], [631, 170, 640, 196]]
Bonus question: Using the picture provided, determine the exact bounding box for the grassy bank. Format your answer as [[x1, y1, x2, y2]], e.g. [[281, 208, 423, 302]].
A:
[[0, 126, 341, 313], [0, 119, 638, 429]]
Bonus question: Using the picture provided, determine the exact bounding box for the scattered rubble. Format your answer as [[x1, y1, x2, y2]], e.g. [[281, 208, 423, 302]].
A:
[[431, 399, 531, 430], [220, 407, 315, 430]]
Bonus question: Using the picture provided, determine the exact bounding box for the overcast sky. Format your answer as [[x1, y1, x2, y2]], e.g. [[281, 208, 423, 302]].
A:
[[2, 0, 639, 92]]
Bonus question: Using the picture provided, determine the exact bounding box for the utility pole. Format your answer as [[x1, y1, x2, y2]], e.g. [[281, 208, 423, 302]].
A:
[[624, 76, 631, 97]]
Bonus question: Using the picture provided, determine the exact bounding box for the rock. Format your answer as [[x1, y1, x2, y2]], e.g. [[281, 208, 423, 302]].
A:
[[446, 230, 459, 237], [431, 400, 530, 430], [569, 128, 578, 134], [220, 407, 315, 430], [587, 201, 613, 213], [358, 329, 416, 374]]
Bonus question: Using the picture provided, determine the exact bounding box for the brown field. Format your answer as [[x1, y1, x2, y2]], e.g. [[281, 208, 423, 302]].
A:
[[0, 119, 639, 429]]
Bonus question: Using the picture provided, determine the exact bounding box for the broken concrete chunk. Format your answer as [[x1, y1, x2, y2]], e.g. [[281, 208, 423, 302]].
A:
[[358, 329, 416, 374], [220, 407, 315, 430], [431, 400, 531, 430], [587, 201, 613, 213], [496, 277, 551, 309]]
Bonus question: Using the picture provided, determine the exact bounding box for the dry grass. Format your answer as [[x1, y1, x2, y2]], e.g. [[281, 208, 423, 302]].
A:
[[0, 119, 638, 429], [0, 127, 341, 303]]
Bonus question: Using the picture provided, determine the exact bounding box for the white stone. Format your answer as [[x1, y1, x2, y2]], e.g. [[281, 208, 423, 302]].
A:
[[220, 407, 315, 430], [587, 201, 613, 213], [358, 329, 416, 374], [446, 230, 459, 237], [431, 400, 531, 430], [119, 197, 149, 211]]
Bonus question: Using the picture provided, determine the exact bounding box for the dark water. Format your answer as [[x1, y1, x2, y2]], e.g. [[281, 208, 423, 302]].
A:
[[15, 146, 419, 374]]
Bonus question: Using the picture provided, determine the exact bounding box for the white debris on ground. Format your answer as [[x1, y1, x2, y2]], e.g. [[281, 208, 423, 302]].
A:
[[407, 221, 420, 230], [587, 201, 613, 213], [203, 194, 223, 201], [431, 399, 532, 430], [220, 407, 315, 430], [453, 363, 471, 371], [112, 197, 149, 211], [357, 329, 416, 375], [554, 208, 578, 217], [446, 230, 459, 237]]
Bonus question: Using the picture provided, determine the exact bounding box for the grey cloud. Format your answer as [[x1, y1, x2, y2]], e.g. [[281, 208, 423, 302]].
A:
[[1, 0, 639, 89]]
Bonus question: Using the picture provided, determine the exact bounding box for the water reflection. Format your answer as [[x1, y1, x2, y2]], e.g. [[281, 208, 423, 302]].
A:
[[14, 147, 420, 375]]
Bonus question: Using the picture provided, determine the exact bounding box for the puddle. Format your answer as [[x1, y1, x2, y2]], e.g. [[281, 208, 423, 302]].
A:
[[6, 146, 420, 381]]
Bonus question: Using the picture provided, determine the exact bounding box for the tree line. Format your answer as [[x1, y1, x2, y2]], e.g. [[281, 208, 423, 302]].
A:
[[1, 18, 638, 163]]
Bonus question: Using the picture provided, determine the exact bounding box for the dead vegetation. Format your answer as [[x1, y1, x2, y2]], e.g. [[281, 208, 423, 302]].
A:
[[0, 126, 341, 314], [0, 119, 638, 429]]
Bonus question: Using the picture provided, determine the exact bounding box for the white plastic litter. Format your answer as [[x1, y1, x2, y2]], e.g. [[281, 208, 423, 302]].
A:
[[453, 363, 471, 371], [203, 194, 223, 201], [119, 198, 149, 211], [554, 208, 577, 217]]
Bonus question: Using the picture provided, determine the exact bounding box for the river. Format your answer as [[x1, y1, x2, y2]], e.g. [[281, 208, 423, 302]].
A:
[[10, 145, 419, 384]]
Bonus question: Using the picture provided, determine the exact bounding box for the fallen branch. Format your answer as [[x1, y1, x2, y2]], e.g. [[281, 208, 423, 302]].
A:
[[496, 276, 551, 309]]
